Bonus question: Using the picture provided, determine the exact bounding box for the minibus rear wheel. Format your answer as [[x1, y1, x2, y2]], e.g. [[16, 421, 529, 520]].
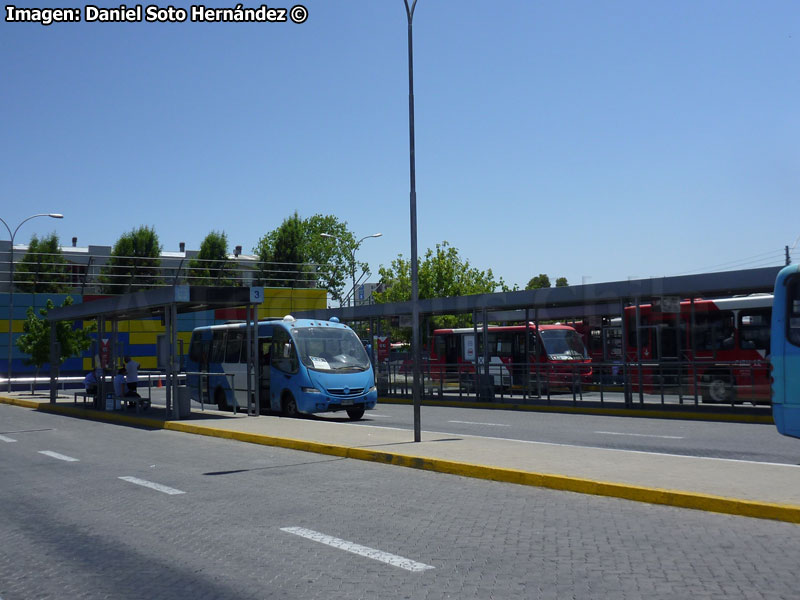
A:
[[215, 387, 228, 411], [282, 392, 299, 418]]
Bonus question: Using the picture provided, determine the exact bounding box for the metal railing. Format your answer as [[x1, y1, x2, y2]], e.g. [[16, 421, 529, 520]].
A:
[[376, 359, 772, 412], [0, 251, 327, 295]]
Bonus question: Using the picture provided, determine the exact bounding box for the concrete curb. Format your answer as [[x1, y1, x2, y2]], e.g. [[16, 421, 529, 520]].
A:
[[377, 397, 775, 425], [3, 396, 797, 524]]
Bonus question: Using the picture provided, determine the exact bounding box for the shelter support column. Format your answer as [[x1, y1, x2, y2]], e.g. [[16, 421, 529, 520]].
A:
[[246, 302, 258, 416], [170, 302, 179, 419], [49, 322, 58, 403]]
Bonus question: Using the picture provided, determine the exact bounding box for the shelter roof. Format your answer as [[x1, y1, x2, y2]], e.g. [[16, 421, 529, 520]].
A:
[[46, 286, 261, 322]]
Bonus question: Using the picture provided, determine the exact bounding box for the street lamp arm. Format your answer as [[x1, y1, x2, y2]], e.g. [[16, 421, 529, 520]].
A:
[[11, 213, 64, 241], [404, 0, 417, 22]]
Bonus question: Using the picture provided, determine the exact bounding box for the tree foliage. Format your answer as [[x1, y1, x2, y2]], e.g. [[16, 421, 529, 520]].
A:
[[188, 230, 235, 286], [254, 213, 365, 301], [526, 274, 551, 290], [526, 274, 569, 290], [373, 241, 504, 335], [17, 297, 95, 375], [254, 212, 313, 289], [100, 226, 162, 294], [14, 233, 70, 293]]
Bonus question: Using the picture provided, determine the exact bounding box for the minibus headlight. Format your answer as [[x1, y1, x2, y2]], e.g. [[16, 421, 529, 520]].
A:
[[301, 387, 321, 394], [368, 385, 377, 393]]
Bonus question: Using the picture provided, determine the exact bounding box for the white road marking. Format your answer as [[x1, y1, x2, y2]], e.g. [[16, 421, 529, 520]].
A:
[[119, 476, 185, 495], [280, 527, 434, 572], [366, 413, 392, 418], [38, 451, 79, 462], [0, 434, 17, 443], [595, 431, 684, 440], [337, 423, 800, 468], [448, 420, 510, 427]]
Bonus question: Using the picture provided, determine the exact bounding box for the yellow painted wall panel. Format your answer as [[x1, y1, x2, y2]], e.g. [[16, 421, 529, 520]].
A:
[[129, 332, 158, 345]]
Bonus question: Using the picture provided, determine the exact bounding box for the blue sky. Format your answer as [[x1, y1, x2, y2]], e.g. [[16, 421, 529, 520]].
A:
[[2, 1, 799, 290]]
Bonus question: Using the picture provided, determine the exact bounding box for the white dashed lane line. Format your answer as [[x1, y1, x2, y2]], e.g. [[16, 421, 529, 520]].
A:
[[118, 476, 186, 495], [38, 451, 79, 462], [448, 420, 511, 427], [281, 526, 435, 572], [0, 434, 17, 443], [594, 431, 684, 440]]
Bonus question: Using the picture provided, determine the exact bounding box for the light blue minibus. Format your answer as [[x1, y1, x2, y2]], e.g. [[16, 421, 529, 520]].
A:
[[186, 315, 377, 420], [771, 264, 800, 438]]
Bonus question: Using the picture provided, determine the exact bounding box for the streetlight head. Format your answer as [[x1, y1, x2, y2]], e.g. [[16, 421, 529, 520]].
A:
[[49, 213, 64, 219], [372, 233, 383, 238], [320, 233, 335, 239]]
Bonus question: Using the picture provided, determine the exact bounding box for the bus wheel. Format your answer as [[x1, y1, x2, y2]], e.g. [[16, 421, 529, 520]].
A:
[[346, 407, 365, 421], [703, 376, 735, 403], [215, 388, 228, 411], [281, 393, 299, 418]]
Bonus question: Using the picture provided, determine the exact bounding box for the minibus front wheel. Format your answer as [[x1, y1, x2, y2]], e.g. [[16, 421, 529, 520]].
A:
[[281, 392, 299, 418], [346, 406, 365, 421]]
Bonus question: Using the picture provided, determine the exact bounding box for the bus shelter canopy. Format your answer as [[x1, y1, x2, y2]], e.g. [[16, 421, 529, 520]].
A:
[[44, 286, 263, 417], [46, 286, 261, 322]]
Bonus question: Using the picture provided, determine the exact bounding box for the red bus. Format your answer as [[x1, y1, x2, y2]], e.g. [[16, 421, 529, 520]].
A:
[[567, 319, 624, 383], [624, 295, 772, 403], [429, 324, 592, 394]]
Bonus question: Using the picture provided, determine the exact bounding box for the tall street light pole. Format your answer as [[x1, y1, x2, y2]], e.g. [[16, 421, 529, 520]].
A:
[[403, 0, 421, 442], [1, 213, 64, 392], [321, 232, 382, 307]]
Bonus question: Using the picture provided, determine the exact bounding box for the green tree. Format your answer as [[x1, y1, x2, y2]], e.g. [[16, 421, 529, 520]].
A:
[[374, 241, 503, 337], [555, 277, 569, 287], [188, 231, 235, 286], [253, 213, 365, 299], [17, 297, 95, 381], [254, 212, 312, 288], [14, 233, 70, 293], [100, 226, 162, 294], [526, 274, 551, 290], [305, 214, 365, 305]]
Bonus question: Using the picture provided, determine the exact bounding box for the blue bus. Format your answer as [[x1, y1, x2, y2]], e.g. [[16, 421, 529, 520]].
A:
[[771, 264, 800, 438], [186, 315, 378, 420]]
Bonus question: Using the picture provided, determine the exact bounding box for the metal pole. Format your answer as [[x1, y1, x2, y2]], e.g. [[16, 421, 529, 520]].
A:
[[404, 0, 421, 442], [351, 249, 356, 308], [7, 241, 14, 393]]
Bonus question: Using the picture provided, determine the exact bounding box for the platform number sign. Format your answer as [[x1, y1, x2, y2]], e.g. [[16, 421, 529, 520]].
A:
[[250, 287, 264, 304]]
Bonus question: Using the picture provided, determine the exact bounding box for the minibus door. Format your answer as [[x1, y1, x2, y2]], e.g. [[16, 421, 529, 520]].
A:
[[258, 338, 271, 412]]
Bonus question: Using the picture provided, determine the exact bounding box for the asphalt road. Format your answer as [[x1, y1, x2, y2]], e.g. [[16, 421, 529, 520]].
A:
[[343, 403, 800, 466], [155, 387, 800, 464], [1, 402, 799, 600]]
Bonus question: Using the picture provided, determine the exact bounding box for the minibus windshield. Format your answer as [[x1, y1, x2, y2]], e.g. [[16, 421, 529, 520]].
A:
[[294, 327, 371, 372]]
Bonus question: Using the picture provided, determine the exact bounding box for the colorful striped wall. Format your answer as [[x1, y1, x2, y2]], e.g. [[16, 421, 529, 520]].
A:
[[0, 288, 326, 375]]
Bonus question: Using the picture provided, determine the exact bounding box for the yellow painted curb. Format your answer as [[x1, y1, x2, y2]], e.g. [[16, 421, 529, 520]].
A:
[[377, 397, 775, 425], [2, 396, 795, 524]]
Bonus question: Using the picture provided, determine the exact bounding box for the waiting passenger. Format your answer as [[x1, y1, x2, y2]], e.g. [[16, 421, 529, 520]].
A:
[[113, 368, 126, 398], [84, 371, 98, 397], [124, 356, 140, 396]]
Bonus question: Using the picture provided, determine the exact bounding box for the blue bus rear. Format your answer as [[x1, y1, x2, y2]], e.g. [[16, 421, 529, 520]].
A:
[[186, 316, 378, 420], [771, 264, 800, 438]]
